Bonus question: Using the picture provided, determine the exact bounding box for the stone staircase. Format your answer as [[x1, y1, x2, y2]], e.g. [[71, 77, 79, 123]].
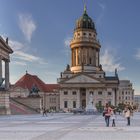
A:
[[10, 98, 39, 115]]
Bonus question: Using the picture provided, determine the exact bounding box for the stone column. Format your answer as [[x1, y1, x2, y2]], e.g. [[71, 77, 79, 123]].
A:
[[5, 60, 9, 90], [0, 57, 2, 80], [114, 88, 117, 106], [71, 49, 73, 67]]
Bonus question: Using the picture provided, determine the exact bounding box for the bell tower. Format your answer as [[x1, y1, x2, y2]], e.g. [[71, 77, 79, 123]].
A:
[[70, 5, 101, 73]]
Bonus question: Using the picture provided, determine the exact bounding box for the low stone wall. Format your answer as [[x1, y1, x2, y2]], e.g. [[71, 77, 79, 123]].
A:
[[0, 91, 11, 115]]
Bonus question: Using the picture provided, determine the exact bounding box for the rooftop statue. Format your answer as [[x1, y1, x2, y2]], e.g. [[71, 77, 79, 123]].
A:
[[0, 78, 5, 89], [66, 64, 70, 71]]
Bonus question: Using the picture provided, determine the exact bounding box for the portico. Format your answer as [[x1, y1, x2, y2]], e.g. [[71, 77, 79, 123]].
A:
[[0, 36, 13, 114]]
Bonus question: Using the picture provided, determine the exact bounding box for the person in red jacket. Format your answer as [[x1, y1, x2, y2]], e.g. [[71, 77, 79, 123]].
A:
[[103, 103, 112, 127]]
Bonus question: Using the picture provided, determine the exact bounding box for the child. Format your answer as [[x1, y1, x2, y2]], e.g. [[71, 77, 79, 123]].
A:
[[111, 109, 116, 127]]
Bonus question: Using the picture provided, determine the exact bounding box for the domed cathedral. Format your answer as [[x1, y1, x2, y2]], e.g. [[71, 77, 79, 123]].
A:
[[57, 5, 119, 112]]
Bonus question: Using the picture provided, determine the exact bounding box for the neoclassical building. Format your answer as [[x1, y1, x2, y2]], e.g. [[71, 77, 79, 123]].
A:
[[58, 7, 120, 111], [117, 80, 134, 106], [10, 72, 60, 113]]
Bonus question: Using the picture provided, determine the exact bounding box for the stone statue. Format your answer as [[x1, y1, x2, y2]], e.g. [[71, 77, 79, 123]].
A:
[[0, 78, 4, 87], [66, 64, 70, 71], [85, 92, 97, 113], [89, 93, 93, 104], [99, 64, 103, 71], [60, 72, 62, 78], [115, 68, 118, 77], [29, 84, 40, 97], [6, 37, 8, 44]]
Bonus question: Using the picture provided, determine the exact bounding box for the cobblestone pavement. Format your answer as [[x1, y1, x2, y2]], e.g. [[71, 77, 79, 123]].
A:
[[0, 112, 140, 140]]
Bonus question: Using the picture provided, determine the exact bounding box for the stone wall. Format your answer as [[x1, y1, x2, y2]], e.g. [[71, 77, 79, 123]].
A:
[[0, 91, 10, 115]]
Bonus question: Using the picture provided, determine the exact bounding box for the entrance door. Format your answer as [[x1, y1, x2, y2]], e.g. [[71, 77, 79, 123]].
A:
[[80, 88, 86, 109]]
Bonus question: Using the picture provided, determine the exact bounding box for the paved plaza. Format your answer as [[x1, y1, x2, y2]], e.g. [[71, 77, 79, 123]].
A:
[[0, 112, 140, 140]]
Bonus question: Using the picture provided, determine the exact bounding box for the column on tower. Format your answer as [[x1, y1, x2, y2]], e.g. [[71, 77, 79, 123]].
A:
[[76, 48, 78, 66], [74, 48, 76, 66], [85, 48, 87, 65], [77, 48, 80, 65], [93, 48, 96, 66], [80, 47, 82, 65], [96, 49, 99, 67], [98, 50, 100, 66], [71, 48, 73, 67], [87, 48, 89, 64]]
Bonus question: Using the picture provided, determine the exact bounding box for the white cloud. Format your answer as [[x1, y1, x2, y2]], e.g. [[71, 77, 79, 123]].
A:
[[12, 61, 27, 66], [63, 36, 72, 56], [5, 37, 47, 65], [97, 2, 106, 25], [13, 51, 40, 62], [18, 13, 36, 42], [1, 34, 27, 51], [10, 75, 20, 84], [135, 48, 140, 60], [100, 49, 125, 72], [64, 37, 72, 47], [9, 40, 25, 51], [98, 3, 106, 10], [12, 51, 47, 65]]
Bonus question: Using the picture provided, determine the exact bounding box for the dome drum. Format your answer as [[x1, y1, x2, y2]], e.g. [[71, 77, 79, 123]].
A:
[[70, 41, 101, 49]]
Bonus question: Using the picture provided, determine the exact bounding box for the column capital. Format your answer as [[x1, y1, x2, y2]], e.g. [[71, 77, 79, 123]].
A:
[[4, 59, 10, 63]]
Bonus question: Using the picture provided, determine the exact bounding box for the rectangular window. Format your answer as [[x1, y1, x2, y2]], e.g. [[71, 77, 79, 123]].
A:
[[98, 101, 102, 106], [64, 91, 68, 95], [73, 101, 76, 108], [50, 98, 56, 103], [82, 92, 86, 96], [64, 101, 68, 108], [108, 101, 111, 105], [72, 91, 77, 95], [98, 91, 102, 95], [50, 106, 56, 111], [108, 92, 112, 95]]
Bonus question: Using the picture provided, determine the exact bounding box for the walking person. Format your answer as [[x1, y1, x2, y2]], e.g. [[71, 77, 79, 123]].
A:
[[124, 107, 131, 126], [111, 109, 116, 127], [43, 108, 47, 116], [103, 103, 112, 127]]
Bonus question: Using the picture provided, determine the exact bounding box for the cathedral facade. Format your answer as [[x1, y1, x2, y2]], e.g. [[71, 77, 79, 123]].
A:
[[57, 7, 133, 111]]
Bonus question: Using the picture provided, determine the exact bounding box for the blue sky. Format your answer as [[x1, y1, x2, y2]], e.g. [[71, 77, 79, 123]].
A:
[[0, 0, 140, 94]]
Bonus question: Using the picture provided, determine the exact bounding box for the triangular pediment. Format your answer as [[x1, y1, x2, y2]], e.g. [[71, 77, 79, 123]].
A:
[[64, 74, 101, 84]]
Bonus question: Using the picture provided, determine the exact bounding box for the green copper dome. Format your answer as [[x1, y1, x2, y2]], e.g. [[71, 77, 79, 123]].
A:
[[75, 6, 96, 30]]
